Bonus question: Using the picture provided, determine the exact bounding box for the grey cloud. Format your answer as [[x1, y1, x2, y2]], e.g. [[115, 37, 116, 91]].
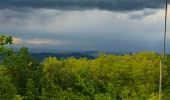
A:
[[1, 6, 169, 53], [128, 9, 158, 20], [0, 0, 169, 11]]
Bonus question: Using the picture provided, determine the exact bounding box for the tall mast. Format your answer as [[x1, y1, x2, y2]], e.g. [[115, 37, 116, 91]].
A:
[[160, 0, 168, 100], [164, 0, 168, 57]]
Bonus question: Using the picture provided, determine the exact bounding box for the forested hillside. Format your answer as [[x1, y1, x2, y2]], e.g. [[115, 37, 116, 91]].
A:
[[1, 34, 170, 100]]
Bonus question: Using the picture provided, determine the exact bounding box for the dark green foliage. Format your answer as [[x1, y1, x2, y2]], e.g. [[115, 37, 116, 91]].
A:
[[2, 47, 42, 99], [26, 79, 35, 100], [0, 34, 13, 59], [0, 34, 13, 46], [164, 55, 170, 100]]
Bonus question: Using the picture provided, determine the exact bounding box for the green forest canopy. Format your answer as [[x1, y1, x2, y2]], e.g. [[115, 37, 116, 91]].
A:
[[0, 34, 170, 100]]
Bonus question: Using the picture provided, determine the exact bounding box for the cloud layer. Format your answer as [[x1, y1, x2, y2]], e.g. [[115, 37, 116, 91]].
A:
[[0, 0, 169, 11], [1, 6, 170, 52], [1, 1, 170, 52]]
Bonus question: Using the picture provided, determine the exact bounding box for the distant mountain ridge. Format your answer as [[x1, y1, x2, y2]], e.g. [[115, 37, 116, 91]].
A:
[[31, 52, 98, 62], [12, 48, 127, 62]]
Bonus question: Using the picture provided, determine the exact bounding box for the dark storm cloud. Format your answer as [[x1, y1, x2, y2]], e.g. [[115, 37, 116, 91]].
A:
[[0, 0, 169, 11]]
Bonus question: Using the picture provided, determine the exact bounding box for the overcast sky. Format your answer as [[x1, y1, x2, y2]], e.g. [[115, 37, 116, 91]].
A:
[[1, 0, 170, 53]]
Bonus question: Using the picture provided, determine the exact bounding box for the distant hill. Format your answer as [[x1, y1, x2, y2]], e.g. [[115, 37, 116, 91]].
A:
[[7, 48, 126, 62], [31, 52, 97, 62]]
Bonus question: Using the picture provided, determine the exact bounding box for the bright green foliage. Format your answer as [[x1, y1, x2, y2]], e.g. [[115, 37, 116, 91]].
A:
[[1, 34, 170, 100], [41, 52, 162, 100], [13, 95, 25, 100], [147, 93, 159, 100], [0, 66, 17, 99]]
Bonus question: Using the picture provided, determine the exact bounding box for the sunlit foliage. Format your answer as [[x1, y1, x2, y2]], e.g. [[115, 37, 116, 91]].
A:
[[0, 34, 170, 100]]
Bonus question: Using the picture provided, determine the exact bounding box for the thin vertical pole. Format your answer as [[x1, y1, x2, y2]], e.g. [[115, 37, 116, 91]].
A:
[[159, 0, 168, 100], [159, 60, 162, 100], [164, 0, 168, 57]]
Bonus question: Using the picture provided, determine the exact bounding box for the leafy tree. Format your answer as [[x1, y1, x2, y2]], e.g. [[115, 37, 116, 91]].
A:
[[0, 66, 17, 99], [41, 52, 162, 100], [0, 34, 17, 99], [0, 34, 13, 59], [26, 79, 35, 100], [0, 34, 169, 100], [0, 34, 12, 46], [3, 47, 42, 99]]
